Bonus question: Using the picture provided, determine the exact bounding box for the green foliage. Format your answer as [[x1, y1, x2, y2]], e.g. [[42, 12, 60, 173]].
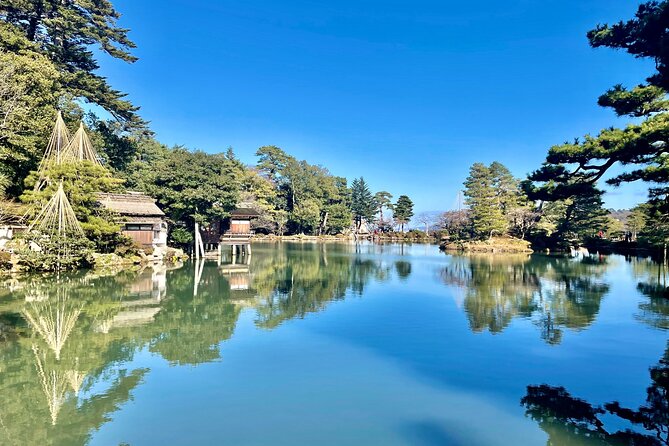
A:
[[15, 232, 94, 271], [350, 177, 376, 231], [291, 199, 321, 234], [393, 195, 414, 232], [374, 190, 393, 222], [143, 148, 239, 228], [326, 203, 353, 234], [464, 163, 508, 239], [255, 145, 352, 235], [627, 206, 647, 240], [0, 0, 143, 127], [527, 1, 669, 250], [168, 226, 193, 246], [21, 161, 124, 252], [0, 250, 11, 269], [0, 28, 63, 197]]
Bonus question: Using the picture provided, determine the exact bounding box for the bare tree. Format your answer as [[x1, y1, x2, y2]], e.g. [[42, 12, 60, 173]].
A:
[[438, 210, 471, 240], [417, 212, 438, 235], [507, 207, 540, 240]]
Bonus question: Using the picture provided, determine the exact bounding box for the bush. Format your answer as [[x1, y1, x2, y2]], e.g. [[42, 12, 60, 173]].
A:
[[15, 232, 94, 271], [169, 226, 193, 245], [0, 251, 11, 270], [114, 236, 142, 258]]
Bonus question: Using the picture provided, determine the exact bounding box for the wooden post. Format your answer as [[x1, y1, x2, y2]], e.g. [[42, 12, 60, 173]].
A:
[[194, 222, 200, 261]]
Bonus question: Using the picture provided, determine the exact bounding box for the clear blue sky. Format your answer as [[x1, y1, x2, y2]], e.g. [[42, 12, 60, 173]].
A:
[[99, 0, 652, 213]]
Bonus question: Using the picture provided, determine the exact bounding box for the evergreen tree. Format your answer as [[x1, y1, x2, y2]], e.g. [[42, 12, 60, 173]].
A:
[[0, 25, 63, 197], [350, 177, 376, 232], [143, 148, 240, 231], [393, 195, 414, 232], [464, 163, 507, 239], [0, 1, 142, 127], [255, 145, 352, 235], [527, 1, 669, 248], [373, 191, 393, 222], [555, 191, 608, 247]]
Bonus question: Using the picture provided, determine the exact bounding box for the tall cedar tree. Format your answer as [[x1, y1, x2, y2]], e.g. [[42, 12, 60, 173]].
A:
[[0, 0, 143, 127], [350, 177, 376, 231], [393, 195, 414, 232], [464, 163, 507, 239]]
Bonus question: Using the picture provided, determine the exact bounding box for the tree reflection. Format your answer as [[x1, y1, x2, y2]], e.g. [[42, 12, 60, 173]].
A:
[[0, 244, 405, 444], [521, 345, 669, 445], [631, 259, 669, 330], [439, 255, 610, 343], [249, 244, 391, 328], [0, 270, 154, 445]]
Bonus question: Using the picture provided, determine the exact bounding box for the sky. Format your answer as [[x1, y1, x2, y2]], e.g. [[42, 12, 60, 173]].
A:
[[98, 0, 653, 213]]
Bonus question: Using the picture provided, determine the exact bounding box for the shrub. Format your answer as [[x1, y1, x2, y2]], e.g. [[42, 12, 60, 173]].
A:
[[15, 232, 94, 271], [0, 251, 11, 270]]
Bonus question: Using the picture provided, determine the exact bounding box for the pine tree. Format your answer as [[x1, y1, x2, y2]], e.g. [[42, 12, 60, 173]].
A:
[[0, 0, 142, 127], [527, 1, 669, 244], [393, 195, 414, 232], [374, 191, 393, 222], [464, 163, 507, 239]]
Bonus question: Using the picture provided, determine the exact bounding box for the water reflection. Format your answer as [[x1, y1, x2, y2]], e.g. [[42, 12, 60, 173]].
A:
[[631, 258, 669, 330], [521, 344, 669, 445], [0, 244, 402, 444], [439, 255, 610, 344], [1, 245, 667, 445]]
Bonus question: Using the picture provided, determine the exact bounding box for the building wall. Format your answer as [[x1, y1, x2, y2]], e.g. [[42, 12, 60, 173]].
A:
[[230, 219, 251, 234], [122, 222, 168, 250]]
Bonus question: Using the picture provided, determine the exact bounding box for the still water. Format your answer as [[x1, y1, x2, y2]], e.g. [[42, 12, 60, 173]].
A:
[[0, 243, 668, 445]]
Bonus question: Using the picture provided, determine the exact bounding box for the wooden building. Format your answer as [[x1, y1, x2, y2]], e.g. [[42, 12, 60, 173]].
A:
[[200, 208, 260, 245], [227, 208, 260, 235], [97, 192, 168, 251], [0, 202, 28, 250]]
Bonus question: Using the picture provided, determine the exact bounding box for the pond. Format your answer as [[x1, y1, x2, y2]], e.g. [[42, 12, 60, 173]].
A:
[[0, 243, 668, 445]]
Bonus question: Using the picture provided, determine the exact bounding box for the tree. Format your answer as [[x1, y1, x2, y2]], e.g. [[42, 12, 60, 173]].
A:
[[255, 145, 351, 235], [0, 28, 63, 197], [416, 212, 437, 235], [527, 2, 669, 248], [627, 206, 647, 241], [555, 192, 608, 246], [144, 148, 239, 231], [393, 195, 414, 232], [374, 191, 393, 223], [350, 177, 376, 233], [464, 163, 507, 239], [490, 161, 522, 213], [20, 161, 125, 252], [439, 209, 471, 241], [0, 1, 143, 127]]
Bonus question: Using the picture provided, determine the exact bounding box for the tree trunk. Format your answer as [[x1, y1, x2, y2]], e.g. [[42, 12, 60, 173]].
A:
[[319, 211, 328, 236], [27, 1, 44, 42]]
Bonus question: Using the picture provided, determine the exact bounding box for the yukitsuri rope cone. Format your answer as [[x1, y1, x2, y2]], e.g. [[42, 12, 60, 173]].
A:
[[29, 181, 84, 239], [22, 289, 83, 361], [32, 345, 71, 425], [62, 123, 103, 166], [34, 111, 71, 192], [28, 181, 85, 266]]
